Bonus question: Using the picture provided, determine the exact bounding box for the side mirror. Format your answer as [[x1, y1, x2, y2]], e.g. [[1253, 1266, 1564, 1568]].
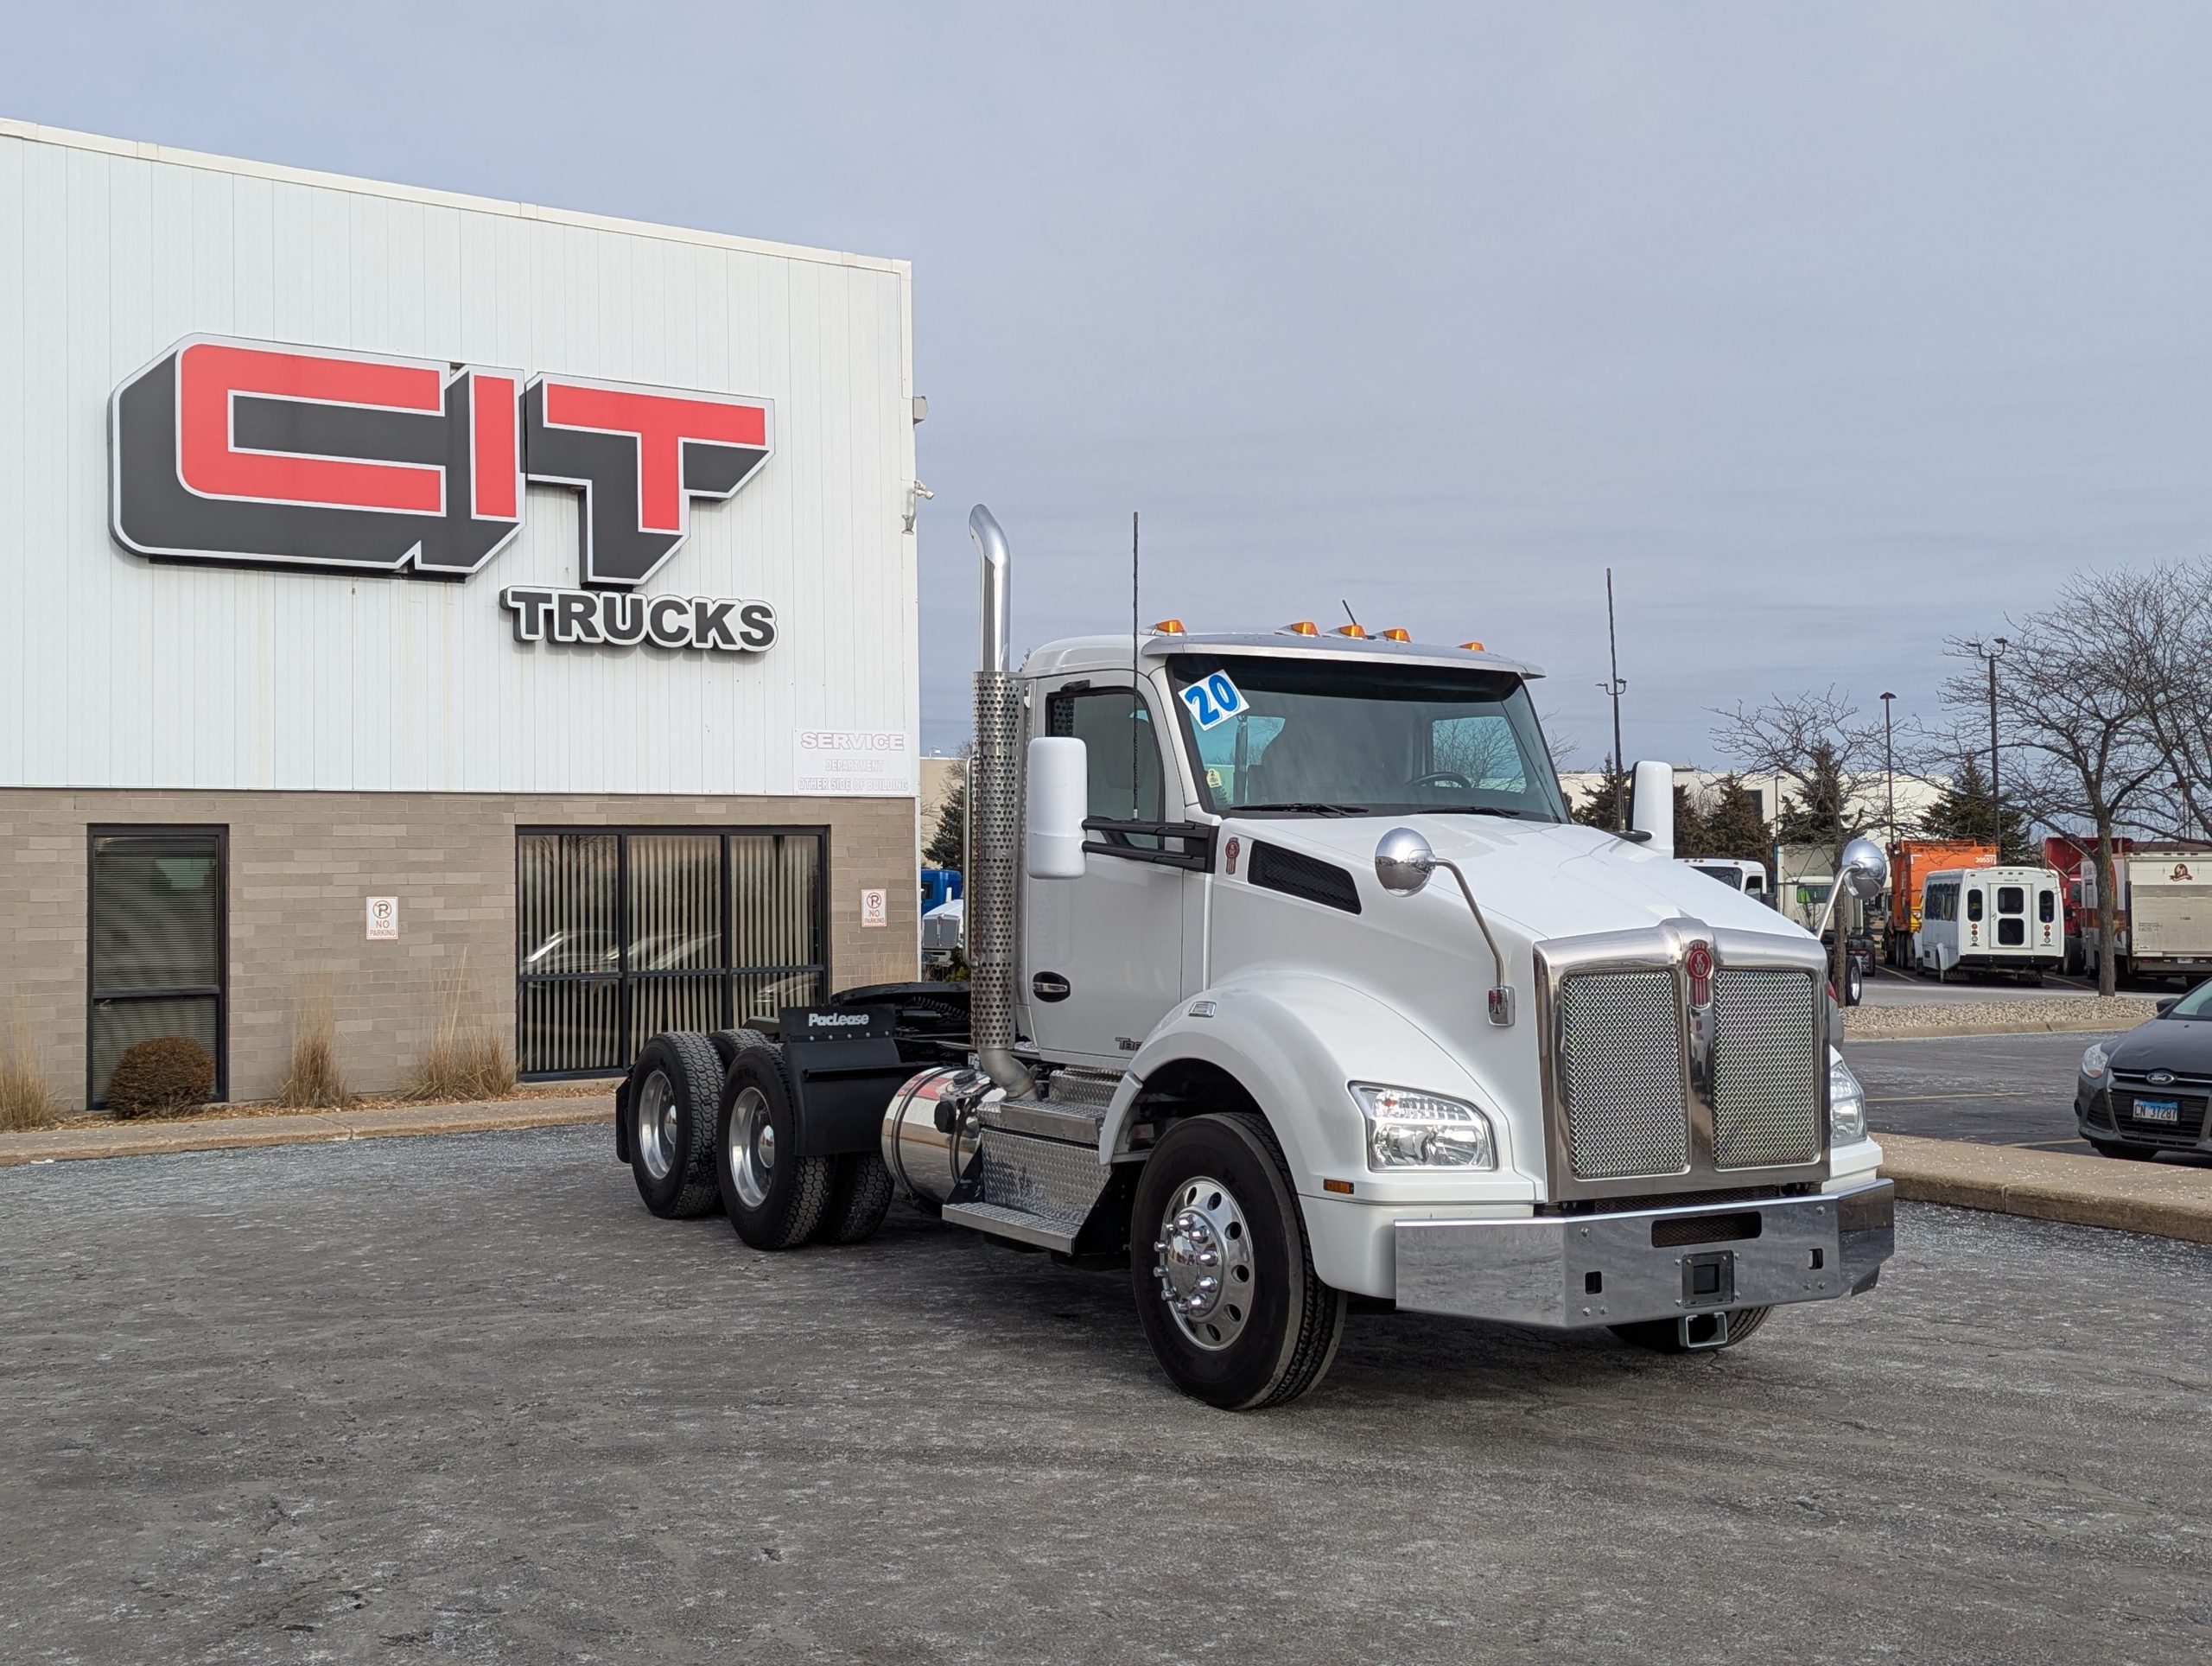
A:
[[2157, 996, 2180, 1016], [1630, 760, 1675, 857], [1024, 736, 1089, 880], [1375, 827, 1436, 895], [1839, 836, 1889, 902]]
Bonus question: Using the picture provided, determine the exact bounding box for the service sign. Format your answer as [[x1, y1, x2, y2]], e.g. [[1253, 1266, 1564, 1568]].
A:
[[109, 335, 778, 654]]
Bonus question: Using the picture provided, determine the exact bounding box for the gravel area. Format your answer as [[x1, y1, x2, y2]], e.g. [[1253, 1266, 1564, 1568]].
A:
[[1847, 995, 2155, 1037]]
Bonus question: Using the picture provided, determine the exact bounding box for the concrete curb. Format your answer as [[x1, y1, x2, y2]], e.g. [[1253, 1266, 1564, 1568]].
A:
[[1878, 1132, 2212, 1245], [1846, 1016, 2135, 1042], [0, 1094, 613, 1168]]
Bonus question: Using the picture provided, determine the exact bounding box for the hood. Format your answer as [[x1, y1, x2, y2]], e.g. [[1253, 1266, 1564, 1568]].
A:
[[1224, 813, 1812, 949], [2103, 1013, 2212, 1076]]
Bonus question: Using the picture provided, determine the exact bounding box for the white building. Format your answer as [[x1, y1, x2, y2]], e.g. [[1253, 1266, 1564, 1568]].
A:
[[0, 119, 926, 1108]]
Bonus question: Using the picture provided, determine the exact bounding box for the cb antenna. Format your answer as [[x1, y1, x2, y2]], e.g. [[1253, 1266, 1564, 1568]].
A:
[[1597, 566, 1629, 831], [1340, 598, 1361, 632], [1132, 512, 1141, 819]]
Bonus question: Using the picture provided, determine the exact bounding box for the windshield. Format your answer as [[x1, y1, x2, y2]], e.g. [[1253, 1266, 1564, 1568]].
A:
[[2167, 979, 2212, 1018], [1166, 653, 1568, 821]]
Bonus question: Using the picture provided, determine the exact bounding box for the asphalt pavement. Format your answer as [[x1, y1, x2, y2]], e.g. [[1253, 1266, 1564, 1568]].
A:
[[1856, 966, 2101, 1008], [4, 1127, 2209, 1663], [1842, 1029, 2118, 1154]]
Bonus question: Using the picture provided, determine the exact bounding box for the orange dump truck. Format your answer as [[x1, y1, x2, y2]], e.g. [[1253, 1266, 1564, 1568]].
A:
[[1886, 840, 1999, 966]]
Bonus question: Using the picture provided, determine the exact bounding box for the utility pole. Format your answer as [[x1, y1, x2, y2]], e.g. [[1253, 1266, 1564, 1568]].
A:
[[1597, 568, 1628, 831], [1965, 637, 2010, 855], [1880, 691, 1897, 848]]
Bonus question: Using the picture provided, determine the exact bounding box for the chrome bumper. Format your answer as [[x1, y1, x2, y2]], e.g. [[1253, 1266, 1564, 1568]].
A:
[[1393, 1180, 1895, 1329]]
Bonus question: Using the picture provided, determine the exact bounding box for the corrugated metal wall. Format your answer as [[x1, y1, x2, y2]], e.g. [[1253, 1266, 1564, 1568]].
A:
[[0, 122, 918, 797]]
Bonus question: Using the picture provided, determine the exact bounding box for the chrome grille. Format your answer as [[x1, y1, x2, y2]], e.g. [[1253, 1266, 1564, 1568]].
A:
[[1709, 968, 1821, 1169], [1558, 970, 1689, 1179]]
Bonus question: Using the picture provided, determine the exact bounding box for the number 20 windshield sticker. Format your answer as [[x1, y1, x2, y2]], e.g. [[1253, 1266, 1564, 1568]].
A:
[[1180, 671, 1249, 730]]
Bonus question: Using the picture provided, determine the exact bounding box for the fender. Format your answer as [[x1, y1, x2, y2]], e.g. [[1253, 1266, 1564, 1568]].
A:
[[1101, 968, 1516, 1193]]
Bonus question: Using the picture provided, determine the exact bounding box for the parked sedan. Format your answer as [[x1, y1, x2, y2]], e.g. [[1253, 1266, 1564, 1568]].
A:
[[2075, 983, 2212, 1160]]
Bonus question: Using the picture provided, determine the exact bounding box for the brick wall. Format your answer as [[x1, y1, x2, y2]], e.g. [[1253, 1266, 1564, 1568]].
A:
[[0, 789, 917, 1110]]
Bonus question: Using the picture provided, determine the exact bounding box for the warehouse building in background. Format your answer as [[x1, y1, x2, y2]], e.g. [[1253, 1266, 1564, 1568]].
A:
[[0, 119, 925, 1110]]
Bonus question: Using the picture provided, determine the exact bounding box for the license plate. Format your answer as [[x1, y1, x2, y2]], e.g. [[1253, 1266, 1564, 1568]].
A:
[[2133, 1097, 2181, 1123]]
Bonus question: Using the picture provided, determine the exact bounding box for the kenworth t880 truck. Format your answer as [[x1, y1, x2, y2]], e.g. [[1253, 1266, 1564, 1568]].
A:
[[614, 506, 1896, 1409]]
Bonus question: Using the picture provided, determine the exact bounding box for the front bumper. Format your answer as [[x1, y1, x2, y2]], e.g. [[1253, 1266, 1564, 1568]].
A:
[[1392, 1180, 1895, 1329]]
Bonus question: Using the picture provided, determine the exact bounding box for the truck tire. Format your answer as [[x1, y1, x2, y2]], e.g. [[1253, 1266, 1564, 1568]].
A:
[[1611, 1305, 1772, 1354], [626, 1033, 726, 1219], [1130, 1112, 1346, 1411], [814, 1153, 896, 1245], [708, 1027, 771, 1071], [715, 1043, 834, 1250]]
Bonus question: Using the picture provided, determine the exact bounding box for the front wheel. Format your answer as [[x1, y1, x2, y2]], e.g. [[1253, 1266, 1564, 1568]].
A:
[[1130, 1113, 1345, 1410]]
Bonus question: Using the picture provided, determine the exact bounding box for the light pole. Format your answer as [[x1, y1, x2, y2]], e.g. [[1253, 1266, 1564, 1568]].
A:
[[1597, 567, 1628, 831], [1880, 692, 1897, 849], [1964, 637, 2010, 854]]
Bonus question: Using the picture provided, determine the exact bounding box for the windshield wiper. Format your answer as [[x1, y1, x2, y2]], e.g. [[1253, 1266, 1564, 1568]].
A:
[[1433, 805, 1541, 820], [1237, 802, 1370, 817]]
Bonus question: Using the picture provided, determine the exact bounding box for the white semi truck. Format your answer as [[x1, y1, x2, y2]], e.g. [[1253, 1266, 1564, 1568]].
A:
[[614, 507, 1896, 1408]]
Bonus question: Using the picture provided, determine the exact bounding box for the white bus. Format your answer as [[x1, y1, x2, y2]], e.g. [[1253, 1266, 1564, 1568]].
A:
[[1914, 866, 2065, 981], [1681, 857, 1770, 904]]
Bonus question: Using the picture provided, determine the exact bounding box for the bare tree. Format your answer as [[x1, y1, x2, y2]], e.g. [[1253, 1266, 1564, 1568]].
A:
[[1710, 688, 1886, 989], [2094, 563, 2212, 840], [1938, 582, 2169, 996]]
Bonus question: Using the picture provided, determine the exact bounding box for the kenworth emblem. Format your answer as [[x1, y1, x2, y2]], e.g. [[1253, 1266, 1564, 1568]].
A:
[[1684, 938, 1714, 1008], [110, 336, 777, 648]]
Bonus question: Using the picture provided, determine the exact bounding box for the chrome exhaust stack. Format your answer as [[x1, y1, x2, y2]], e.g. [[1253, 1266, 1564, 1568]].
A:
[[966, 506, 1035, 1097]]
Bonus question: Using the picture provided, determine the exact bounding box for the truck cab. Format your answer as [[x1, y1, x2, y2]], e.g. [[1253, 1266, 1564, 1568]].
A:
[[617, 507, 1895, 1409]]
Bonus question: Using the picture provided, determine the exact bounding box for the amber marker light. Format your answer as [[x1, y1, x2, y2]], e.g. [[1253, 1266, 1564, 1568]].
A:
[[1333, 622, 1369, 639], [1460, 640, 1485, 652], [1380, 627, 1411, 642], [1283, 620, 1320, 635], [1150, 618, 1185, 634], [1322, 1178, 1355, 1195]]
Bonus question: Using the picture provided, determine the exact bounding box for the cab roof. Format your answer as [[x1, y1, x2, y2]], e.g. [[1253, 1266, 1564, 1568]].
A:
[[1020, 629, 1543, 682]]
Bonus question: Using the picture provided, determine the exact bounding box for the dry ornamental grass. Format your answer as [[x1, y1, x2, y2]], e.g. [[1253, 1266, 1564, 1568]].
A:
[[1, 1014, 61, 1131], [277, 989, 353, 1110], [407, 955, 517, 1103]]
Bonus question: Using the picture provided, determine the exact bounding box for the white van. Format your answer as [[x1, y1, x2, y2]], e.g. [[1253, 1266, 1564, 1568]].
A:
[[1681, 857, 1770, 904], [1913, 866, 2065, 981]]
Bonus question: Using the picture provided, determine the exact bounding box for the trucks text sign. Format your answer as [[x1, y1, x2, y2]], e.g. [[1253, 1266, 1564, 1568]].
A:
[[111, 335, 778, 645]]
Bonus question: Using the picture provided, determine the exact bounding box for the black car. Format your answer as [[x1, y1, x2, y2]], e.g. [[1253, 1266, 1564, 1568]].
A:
[[2075, 984, 2212, 1160]]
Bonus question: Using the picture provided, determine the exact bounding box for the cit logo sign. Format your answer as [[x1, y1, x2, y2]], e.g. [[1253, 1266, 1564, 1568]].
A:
[[111, 335, 773, 592]]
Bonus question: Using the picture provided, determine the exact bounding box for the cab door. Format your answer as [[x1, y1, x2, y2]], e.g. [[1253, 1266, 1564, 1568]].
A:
[[1021, 677, 1196, 1068]]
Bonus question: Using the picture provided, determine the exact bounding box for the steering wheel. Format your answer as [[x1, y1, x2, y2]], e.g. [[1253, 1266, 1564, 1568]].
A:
[[1406, 770, 1472, 790]]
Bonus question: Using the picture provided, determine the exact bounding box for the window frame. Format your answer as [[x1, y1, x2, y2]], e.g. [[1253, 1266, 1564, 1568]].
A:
[[86, 823, 230, 1110], [514, 824, 830, 1080]]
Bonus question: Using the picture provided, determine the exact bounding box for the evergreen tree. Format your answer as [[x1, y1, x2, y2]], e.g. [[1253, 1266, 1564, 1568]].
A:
[[1572, 758, 1630, 832], [923, 772, 966, 872], [1684, 773, 1771, 864], [1774, 743, 1853, 848], [1919, 757, 2034, 862]]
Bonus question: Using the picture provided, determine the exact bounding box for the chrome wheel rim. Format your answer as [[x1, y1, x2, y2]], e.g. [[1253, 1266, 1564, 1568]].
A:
[[729, 1085, 774, 1208], [636, 1069, 677, 1181], [1153, 1173, 1255, 1351]]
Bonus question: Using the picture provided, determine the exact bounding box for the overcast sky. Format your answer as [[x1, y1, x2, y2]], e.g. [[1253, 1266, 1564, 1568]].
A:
[[5, 3, 2207, 766]]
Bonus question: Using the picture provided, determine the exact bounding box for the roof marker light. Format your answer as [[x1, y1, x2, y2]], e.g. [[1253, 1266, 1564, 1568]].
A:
[[1150, 618, 1185, 634], [1381, 627, 1411, 642], [1283, 620, 1319, 636], [1460, 640, 1486, 652], [1333, 622, 1369, 639]]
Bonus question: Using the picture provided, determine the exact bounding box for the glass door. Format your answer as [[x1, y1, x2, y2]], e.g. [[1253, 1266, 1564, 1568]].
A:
[[87, 829, 227, 1108]]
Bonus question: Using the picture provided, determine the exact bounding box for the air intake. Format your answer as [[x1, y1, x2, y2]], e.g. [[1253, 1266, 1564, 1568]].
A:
[[1248, 843, 1361, 914]]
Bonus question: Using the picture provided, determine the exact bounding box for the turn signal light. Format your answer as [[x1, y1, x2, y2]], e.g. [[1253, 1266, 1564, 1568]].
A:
[[1283, 620, 1319, 636], [1460, 639, 1486, 652], [1380, 627, 1411, 642], [1151, 618, 1185, 634], [1334, 622, 1369, 639]]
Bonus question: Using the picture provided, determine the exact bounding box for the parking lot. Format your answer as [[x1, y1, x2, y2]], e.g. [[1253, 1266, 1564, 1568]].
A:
[[3, 1127, 2209, 1663], [1844, 1030, 2115, 1153]]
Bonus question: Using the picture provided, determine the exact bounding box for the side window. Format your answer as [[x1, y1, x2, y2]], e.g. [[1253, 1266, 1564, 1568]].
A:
[[1047, 688, 1166, 835], [2039, 890, 2056, 923], [1966, 888, 1984, 922]]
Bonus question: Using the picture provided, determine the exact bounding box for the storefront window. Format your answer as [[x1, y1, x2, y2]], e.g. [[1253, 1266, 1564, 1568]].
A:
[[516, 830, 826, 1076]]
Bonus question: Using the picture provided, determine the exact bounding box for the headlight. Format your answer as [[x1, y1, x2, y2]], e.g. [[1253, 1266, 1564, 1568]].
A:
[[2080, 1042, 2108, 1080], [1350, 1082, 1497, 1170], [1828, 1053, 1866, 1145]]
